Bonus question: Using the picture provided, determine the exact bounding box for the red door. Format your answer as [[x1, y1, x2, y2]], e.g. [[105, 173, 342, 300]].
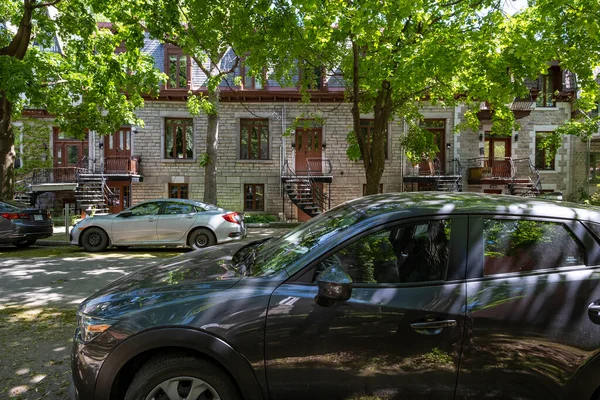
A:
[[295, 127, 322, 175], [484, 135, 512, 177], [295, 127, 323, 222], [104, 128, 131, 173]]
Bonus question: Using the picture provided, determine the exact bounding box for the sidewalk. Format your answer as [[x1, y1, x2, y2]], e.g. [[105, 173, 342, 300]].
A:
[[38, 225, 296, 246]]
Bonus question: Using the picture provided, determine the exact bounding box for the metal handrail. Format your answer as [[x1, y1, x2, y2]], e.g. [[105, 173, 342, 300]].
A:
[[282, 159, 328, 214], [305, 158, 333, 176], [511, 157, 541, 195]]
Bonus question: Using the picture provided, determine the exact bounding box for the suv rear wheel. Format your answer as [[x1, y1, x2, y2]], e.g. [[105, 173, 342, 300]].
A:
[[124, 354, 240, 400]]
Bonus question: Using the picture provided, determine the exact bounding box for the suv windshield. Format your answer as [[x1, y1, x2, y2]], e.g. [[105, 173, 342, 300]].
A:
[[247, 202, 367, 277]]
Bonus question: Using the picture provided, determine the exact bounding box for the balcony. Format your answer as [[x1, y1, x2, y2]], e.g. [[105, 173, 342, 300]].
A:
[[467, 157, 512, 183], [403, 158, 463, 192], [104, 156, 140, 175]]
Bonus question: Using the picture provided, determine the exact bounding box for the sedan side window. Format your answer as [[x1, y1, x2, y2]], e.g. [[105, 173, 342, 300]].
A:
[[315, 220, 452, 284], [163, 202, 193, 215], [483, 219, 584, 276], [130, 202, 162, 216]]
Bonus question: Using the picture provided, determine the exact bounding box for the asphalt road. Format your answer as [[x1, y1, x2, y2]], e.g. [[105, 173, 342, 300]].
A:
[[0, 227, 291, 310]]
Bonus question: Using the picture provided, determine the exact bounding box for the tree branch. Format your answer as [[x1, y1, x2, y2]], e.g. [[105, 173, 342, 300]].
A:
[[31, 0, 63, 10]]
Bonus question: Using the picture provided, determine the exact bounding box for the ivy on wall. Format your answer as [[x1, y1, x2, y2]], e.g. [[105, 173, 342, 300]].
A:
[[14, 118, 53, 193]]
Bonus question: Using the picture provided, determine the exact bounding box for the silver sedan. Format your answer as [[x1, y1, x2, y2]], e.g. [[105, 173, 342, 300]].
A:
[[70, 199, 246, 252]]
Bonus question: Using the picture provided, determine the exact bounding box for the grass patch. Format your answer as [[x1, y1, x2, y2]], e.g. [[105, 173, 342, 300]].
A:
[[0, 306, 77, 399]]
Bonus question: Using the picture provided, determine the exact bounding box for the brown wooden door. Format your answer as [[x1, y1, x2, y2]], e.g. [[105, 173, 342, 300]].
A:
[[104, 128, 131, 173], [295, 127, 322, 175], [484, 135, 512, 177], [106, 181, 131, 214]]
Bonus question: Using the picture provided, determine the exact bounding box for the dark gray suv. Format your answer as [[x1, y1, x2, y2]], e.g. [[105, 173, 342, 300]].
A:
[[71, 192, 600, 400]]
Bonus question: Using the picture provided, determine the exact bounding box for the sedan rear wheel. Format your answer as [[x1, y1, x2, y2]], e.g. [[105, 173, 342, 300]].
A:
[[188, 228, 216, 250], [81, 227, 109, 252], [124, 354, 240, 400]]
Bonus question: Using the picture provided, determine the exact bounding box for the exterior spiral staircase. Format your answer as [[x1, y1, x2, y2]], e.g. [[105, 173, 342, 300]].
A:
[[282, 159, 331, 218]]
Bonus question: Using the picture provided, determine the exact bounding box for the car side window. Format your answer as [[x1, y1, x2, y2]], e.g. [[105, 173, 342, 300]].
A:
[[130, 202, 162, 216], [163, 202, 193, 215], [315, 220, 451, 284], [483, 219, 584, 276]]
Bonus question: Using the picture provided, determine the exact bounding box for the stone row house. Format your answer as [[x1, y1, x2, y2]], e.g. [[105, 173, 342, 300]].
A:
[[16, 33, 600, 221]]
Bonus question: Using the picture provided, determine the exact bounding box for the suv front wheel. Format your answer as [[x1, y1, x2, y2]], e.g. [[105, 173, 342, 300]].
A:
[[124, 354, 241, 400]]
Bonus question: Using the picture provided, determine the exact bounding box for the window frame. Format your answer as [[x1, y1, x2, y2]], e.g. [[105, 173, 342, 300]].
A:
[[590, 152, 600, 183], [164, 118, 194, 160], [535, 132, 556, 170], [467, 216, 589, 281], [239, 118, 270, 160], [240, 56, 267, 90], [168, 183, 189, 199], [244, 183, 265, 211], [164, 45, 190, 90]]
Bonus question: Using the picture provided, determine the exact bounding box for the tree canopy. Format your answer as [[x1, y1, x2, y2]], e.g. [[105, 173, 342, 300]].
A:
[[0, 0, 165, 199], [250, 0, 600, 194]]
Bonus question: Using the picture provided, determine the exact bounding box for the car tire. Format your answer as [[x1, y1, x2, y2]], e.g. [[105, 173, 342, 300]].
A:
[[124, 354, 241, 400], [188, 228, 216, 250], [15, 239, 36, 248], [81, 228, 109, 252]]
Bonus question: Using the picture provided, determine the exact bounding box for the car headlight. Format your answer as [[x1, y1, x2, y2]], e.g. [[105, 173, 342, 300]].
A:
[[78, 312, 117, 342]]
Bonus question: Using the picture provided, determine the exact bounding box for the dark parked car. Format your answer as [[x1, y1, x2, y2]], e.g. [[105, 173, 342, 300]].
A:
[[0, 200, 53, 247], [71, 193, 600, 400]]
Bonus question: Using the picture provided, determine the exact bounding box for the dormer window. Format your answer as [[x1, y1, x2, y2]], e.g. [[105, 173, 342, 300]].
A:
[[165, 46, 189, 89]]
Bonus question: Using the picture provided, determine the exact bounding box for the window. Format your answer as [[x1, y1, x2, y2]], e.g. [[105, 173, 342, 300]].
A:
[[483, 219, 584, 276], [299, 62, 324, 90], [165, 47, 189, 89], [244, 184, 264, 211], [536, 69, 555, 107], [169, 183, 189, 199], [163, 201, 194, 215], [165, 119, 193, 159], [360, 119, 388, 159], [241, 59, 266, 89], [316, 220, 452, 284], [130, 202, 162, 216], [240, 119, 269, 160], [535, 132, 556, 170], [589, 153, 600, 183]]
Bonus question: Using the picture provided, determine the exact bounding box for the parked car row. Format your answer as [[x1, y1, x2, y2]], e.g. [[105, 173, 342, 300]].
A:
[[70, 192, 600, 400]]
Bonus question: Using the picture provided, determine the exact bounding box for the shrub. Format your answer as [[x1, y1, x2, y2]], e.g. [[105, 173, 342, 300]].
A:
[[244, 214, 278, 224]]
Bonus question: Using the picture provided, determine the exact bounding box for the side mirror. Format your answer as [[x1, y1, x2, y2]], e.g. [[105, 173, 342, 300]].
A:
[[118, 210, 132, 218], [315, 265, 352, 307]]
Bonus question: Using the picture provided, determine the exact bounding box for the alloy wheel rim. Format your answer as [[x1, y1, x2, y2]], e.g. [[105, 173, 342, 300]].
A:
[[144, 376, 220, 400], [195, 235, 208, 247], [89, 233, 101, 246]]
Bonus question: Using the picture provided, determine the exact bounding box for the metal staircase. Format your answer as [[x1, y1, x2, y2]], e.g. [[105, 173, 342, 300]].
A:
[[509, 158, 541, 197], [282, 160, 330, 218], [433, 159, 463, 192], [75, 173, 112, 214]]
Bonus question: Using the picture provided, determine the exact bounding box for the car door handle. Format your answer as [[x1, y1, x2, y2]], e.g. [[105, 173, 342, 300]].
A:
[[588, 302, 600, 324], [410, 320, 457, 330], [148, 218, 155, 222]]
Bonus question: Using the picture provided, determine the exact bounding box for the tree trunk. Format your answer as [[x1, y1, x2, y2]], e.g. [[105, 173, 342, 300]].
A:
[[203, 90, 219, 205], [351, 40, 392, 196], [0, 97, 15, 200]]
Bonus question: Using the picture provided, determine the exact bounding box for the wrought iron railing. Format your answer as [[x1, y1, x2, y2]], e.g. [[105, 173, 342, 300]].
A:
[[31, 167, 87, 184], [305, 157, 333, 176], [104, 156, 140, 174], [466, 157, 513, 180]]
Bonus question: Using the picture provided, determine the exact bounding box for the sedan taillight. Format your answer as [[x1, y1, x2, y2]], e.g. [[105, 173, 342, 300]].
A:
[[222, 212, 241, 225], [1, 213, 22, 220]]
